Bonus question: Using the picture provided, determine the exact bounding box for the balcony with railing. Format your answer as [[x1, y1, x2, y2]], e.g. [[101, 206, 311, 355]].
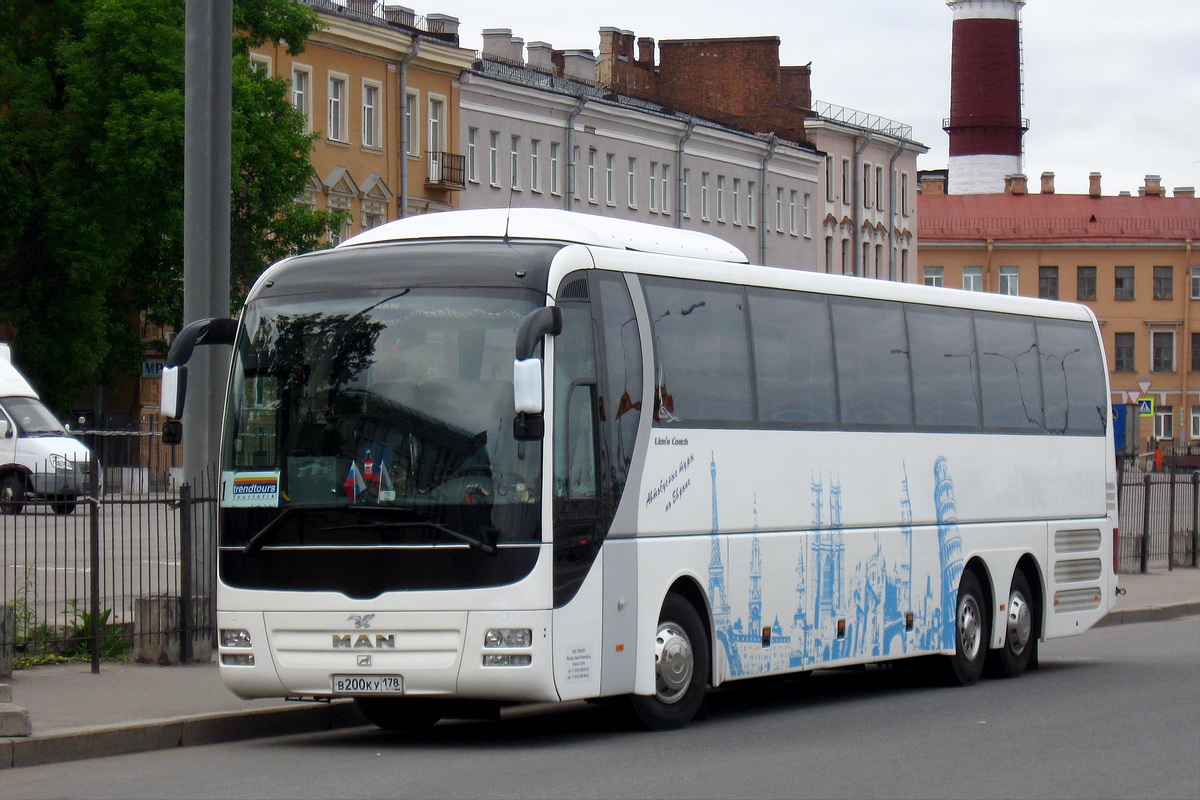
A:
[[426, 152, 466, 190]]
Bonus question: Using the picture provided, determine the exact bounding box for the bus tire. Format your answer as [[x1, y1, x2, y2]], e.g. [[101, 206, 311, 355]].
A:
[[353, 697, 444, 732], [989, 571, 1037, 679], [946, 570, 988, 686], [628, 593, 708, 731], [1, 474, 25, 516]]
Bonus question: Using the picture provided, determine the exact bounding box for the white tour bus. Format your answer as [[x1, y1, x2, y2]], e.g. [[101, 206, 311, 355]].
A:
[[161, 209, 1118, 731]]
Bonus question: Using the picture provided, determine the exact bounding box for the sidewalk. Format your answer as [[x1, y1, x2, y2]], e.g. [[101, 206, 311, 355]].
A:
[[2, 568, 1197, 769]]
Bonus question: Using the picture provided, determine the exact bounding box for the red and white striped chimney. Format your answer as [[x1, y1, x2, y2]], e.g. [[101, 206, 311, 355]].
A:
[[944, 0, 1028, 194]]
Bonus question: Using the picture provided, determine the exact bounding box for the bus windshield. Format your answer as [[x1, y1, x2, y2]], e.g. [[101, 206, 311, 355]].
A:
[[220, 287, 543, 551]]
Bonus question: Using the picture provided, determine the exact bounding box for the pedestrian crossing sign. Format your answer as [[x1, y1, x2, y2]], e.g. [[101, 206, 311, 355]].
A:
[[1137, 396, 1154, 417]]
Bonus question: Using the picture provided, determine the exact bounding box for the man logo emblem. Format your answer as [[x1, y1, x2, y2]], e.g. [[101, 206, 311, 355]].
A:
[[348, 614, 375, 629]]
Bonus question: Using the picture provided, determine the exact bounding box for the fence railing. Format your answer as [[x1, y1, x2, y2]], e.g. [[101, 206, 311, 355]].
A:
[[0, 432, 216, 675], [1117, 467, 1200, 573]]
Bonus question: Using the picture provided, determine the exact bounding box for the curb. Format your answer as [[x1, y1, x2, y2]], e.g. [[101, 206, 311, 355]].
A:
[[0, 700, 365, 770], [1, 603, 1197, 770]]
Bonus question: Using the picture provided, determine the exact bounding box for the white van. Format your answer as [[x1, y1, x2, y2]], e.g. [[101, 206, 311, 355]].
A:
[[0, 343, 94, 514]]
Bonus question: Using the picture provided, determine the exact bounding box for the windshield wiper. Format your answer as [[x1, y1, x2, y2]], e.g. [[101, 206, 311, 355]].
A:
[[317, 520, 497, 555]]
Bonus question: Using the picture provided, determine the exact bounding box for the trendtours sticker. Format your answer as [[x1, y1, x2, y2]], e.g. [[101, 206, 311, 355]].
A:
[[222, 470, 281, 508]]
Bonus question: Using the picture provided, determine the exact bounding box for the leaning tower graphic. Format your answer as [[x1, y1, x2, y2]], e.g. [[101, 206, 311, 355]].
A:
[[933, 456, 965, 642]]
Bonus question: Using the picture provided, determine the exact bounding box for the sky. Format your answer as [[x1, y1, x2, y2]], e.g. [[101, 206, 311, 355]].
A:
[[432, 0, 1200, 197]]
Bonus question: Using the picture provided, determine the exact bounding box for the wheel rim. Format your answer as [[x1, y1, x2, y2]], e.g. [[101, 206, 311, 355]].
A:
[[957, 593, 983, 661], [653, 621, 693, 704], [1006, 591, 1032, 655]]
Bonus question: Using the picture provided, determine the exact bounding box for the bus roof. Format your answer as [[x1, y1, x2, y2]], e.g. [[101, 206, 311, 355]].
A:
[[338, 208, 749, 264]]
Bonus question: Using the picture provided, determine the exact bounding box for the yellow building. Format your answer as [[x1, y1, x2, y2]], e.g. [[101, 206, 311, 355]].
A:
[[919, 172, 1200, 455], [249, 2, 475, 236]]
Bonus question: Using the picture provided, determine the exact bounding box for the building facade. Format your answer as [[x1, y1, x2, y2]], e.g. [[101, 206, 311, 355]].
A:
[[249, 1, 475, 240], [919, 172, 1200, 452]]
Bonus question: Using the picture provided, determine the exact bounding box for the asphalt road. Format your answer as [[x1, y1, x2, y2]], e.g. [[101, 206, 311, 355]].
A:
[[1, 616, 1196, 800]]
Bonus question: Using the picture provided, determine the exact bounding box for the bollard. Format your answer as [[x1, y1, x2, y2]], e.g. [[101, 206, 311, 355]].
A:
[[1140, 473, 1151, 574]]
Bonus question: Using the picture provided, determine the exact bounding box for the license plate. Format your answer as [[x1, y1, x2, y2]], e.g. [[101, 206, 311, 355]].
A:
[[331, 674, 404, 694]]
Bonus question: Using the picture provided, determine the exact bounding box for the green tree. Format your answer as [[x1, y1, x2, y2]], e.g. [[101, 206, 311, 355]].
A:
[[0, 0, 343, 415]]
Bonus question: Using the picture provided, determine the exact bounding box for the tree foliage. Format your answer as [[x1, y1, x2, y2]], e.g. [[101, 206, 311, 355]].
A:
[[0, 0, 343, 414]]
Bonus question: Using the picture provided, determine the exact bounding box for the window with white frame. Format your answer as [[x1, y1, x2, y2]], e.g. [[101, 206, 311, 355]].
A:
[[901, 172, 909, 216], [862, 163, 871, 209], [1191, 408, 1200, 440], [510, 134, 520, 190], [405, 91, 418, 156], [841, 158, 850, 205], [250, 54, 271, 74], [661, 164, 670, 215], [488, 131, 499, 186], [999, 266, 1019, 295], [681, 168, 690, 216], [1155, 406, 1174, 441], [361, 81, 381, 149], [732, 179, 741, 225], [700, 172, 709, 220], [649, 162, 658, 212], [1192, 265, 1200, 299], [747, 180, 756, 227], [327, 73, 347, 142], [789, 190, 798, 235], [572, 146, 580, 199], [875, 165, 884, 211], [825, 156, 834, 202], [467, 128, 478, 183], [803, 192, 811, 237], [291, 66, 311, 131], [776, 187, 784, 232], [963, 266, 983, 291], [587, 149, 596, 202], [923, 266, 944, 287], [530, 139, 541, 192], [627, 157, 637, 208], [605, 154, 615, 205], [550, 142, 561, 195], [429, 97, 445, 178]]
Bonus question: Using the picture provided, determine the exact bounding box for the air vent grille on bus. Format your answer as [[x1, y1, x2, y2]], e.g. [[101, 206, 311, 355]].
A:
[[1053, 587, 1102, 613], [1054, 557, 1103, 584], [1054, 528, 1102, 553], [559, 278, 589, 300]]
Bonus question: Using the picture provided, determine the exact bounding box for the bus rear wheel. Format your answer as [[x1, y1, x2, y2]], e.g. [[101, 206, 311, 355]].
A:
[[945, 570, 989, 686], [988, 571, 1037, 679], [628, 593, 708, 730], [353, 697, 444, 732]]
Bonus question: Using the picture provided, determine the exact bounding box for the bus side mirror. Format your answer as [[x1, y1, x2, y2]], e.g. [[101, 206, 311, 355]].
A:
[[161, 365, 187, 420], [512, 307, 561, 442]]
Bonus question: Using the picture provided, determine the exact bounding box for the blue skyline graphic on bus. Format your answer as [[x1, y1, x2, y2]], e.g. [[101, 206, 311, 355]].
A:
[[706, 453, 965, 678]]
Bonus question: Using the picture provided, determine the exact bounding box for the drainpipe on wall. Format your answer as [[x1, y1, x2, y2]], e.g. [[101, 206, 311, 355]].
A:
[[888, 141, 908, 281], [985, 238, 995, 293], [852, 132, 874, 277], [675, 119, 696, 228], [398, 39, 421, 218], [758, 135, 778, 265], [565, 97, 587, 211]]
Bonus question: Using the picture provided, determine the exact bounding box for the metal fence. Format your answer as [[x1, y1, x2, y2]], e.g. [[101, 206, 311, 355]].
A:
[[0, 431, 216, 674], [1117, 465, 1200, 573]]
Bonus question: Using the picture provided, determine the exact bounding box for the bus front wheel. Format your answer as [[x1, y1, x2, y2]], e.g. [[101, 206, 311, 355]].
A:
[[628, 593, 708, 730], [946, 570, 989, 686], [353, 697, 444, 732]]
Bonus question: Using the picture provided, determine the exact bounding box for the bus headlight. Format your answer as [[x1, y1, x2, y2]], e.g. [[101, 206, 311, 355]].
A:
[[220, 628, 253, 648], [484, 628, 531, 648], [483, 653, 532, 667]]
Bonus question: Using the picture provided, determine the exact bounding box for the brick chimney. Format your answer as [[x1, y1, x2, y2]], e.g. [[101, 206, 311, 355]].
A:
[[1040, 171, 1055, 194], [637, 37, 655, 67], [1005, 173, 1028, 195], [1089, 172, 1102, 198]]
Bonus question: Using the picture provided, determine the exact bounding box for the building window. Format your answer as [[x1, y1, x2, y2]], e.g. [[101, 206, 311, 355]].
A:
[[571, 146, 580, 200], [1114, 332, 1135, 372], [605, 154, 615, 205], [803, 193, 811, 237], [999, 266, 1019, 296], [875, 165, 884, 211], [862, 163, 871, 209], [1192, 332, 1200, 372], [627, 157, 637, 209], [327, 74, 347, 142], [649, 162, 659, 212], [586, 149, 596, 202], [789, 190, 798, 235], [1191, 408, 1200, 440], [404, 91, 418, 156], [875, 245, 883, 278], [549, 142, 560, 195], [488, 131, 499, 186], [1115, 266, 1135, 300], [862, 242, 870, 277], [661, 165, 670, 215], [530, 139, 541, 191], [732, 179, 741, 225], [1077, 266, 1097, 300], [841, 158, 850, 205], [428, 98, 445, 177], [825, 236, 833, 274], [510, 134, 521, 190], [825, 156, 834, 202], [291, 66, 311, 131], [747, 180, 756, 228], [776, 187, 784, 232], [1039, 266, 1059, 300], [1155, 406, 1174, 441], [963, 266, 983, 292], [1153, 265, 1173, 299], [1152, 331, 1175, 372], [1191, 265, 1200, 299], [716, 175, 725, 221], [467, 128, 478, 183], [700, 172, 709, 220], [681, 168, 690, 217], [901, 249, 909, 282], [901, 172, 909, 216], [361, 81, 381, 149]]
